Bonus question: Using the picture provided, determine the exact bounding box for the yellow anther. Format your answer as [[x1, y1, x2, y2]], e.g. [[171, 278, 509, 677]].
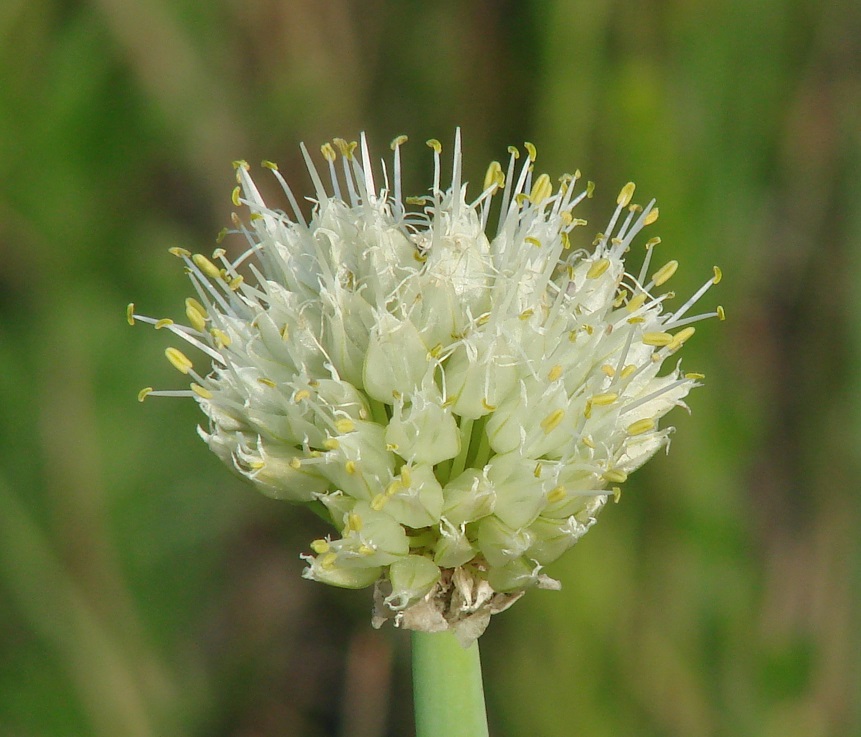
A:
[[358, 544, 375, 556], [601, 364, 616, 377], [582, 435, 595, 449], [481, 398, 497, 411], [685, 372, 705, 380], [335, 418, 355, 434], [483, 160, 505, 191], [626, 293, 647, 312], [289, 457, 302, 470], [627, 418, 656, 435], [190, 383, 213, 399], [137, 387, 153, 402], [185, 300, 207, 332], [613, 290, 627, 308], [524, 142, 537, 161], [333, 138, 355, 159], [514, 193, 530, 206], [507, 145, 520, 158], [320, 142, 336, 162], [643, 332, 673, 346], [426, 138, 442, 154], [533, 462, 543, 478], [519, 308, 534, 320], [560, 232, 571, 250], [529, 173, 552, 204], [320, 552, 337, 569], [126, 303, 136, 325], [323, 438, 340, 450], [586, 258, 610, 279], [560, 211, 573, 225], [524, 236, 541, 248], [621, 364, 637, 378], [584, 399, 592, 419], [345, 460, 357, 475], [293, 389, 310, 403], [617, 182, 636, 207], [652, 260, 679, 287], [345, 512, 363, 532], [644, 207, 660, 225], [603, 469, 628, 483], [612, 487, 622, 503], [583, 324, 594, 335], [400, 466, 412, 487], [586, 181, 596, 198], [310, 539, 330, 554], [669, 326, 696, 349], [231, 186, 242, 207], [385, 479, 402, 496], [210, 328, 231, 348], [645, 237, 661, 250], [627, 316, 646, 324], [629, 203, 643, 213], [717, 305, 726, 321], [257, 378, 276, 389], [155, 318, 173, 330], [429, 343, 443, 359], [231, 160, 249, 171], [591, 392, 618, 406], [261, 159, 279, 171], [547, 486, 566, 504], [548, 364, 563, 382], [192, 253, 222, 280], [713, 266, 723, 284], [228, 275, 244, 291], [169, 246, 191, 258], [390, 134, 408, 150], [476, 312, 491, 326], [540, 409, 565, 434], [371, 493, 387, 511], [165, 347, 193, 374]]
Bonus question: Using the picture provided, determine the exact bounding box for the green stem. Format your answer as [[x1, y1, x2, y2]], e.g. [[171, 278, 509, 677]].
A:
[[412, 630, 489, 737], [448, 417, 474, 480]]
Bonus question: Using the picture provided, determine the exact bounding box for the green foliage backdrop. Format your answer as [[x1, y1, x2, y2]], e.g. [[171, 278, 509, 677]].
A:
[[1, 1, 859, 735]]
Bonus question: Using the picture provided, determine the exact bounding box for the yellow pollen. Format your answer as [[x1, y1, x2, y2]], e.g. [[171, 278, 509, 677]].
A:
[[560, 211, 573, 225], [426, 138, 442, 154], [483, 160, 505, 191], [685, 372, 705, 380], [212, 248, 226, 259], [310, 539, 330, 554], [406, 196, 424, 206], [258, 378, 276, 388], [561, 232, 571, 250], [669, 326, 696, 349], [540, 409, 565, 434], [190, 383, 213, 399], [652, 260, 679, 286], [591, 392, 618, 406], [548, 364, 563, 382], [155, 318, 174, 329], [358, 545, 375, 556], [323, 438, 340, 450], [717, 305, 726, 321], [390, 134, 408, 150], [137, 387, 153, 402], [192, 253, 222, 280], [333, 138, 357, 159], [626, 293, 647, 312], [586, 258, 610, 279], [507, 145, 520, 158], [613, 290, 628, 308], [386, 480, 402, 496], [582, 435, 595, 449], [613, 487, 622, 503], [231, 160, 249, 171], [335, 418, 355, 434], [429, 343, 443, 359], [481, 398, 497, 411], [627, 418, 656, 435], [519, 308, 534, 320], [126, 303, 136, 325], [583, 324, 594, 335], [289, 458, 302, 470], [210, 328, 231, 348], [345, 460, 357, 475], [165, 347, 193, 374], [320, 552, 337, 570], [293, 389, 310, 403], [228, 275, 244, 291], [320, 142, 336, 162], [261, 160, 278, 170], [371, 494, 387, 511], [185, 297, 207, 327], [168, 246, 191, 258], [713, 266, 722, 284], [617, 182, 636, 207], [643, 332, 674, 346], [547, 486, 566, 504], [524, 142, 537, 161], [601, 364, 616, 377], [400, 466, 412, 487], [586, 181, 596, 198], [529, 173, 553, 204], [645, 236, 661, 249], [620, 364, 637, 378], [643, 207, 660, 225], [476, 312, 491, 326], [533, 463, 543, 478], [345, 512, 363, 532], [524, 236, 541, 248], [603, 469, 628, 483], [231, 186, 242, 207]]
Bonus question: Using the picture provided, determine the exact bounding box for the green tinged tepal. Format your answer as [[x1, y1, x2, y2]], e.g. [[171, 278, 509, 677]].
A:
[[130, 131, 723, 645]]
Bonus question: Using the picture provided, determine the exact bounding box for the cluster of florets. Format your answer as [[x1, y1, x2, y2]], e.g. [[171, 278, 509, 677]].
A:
[[131, 132, 721, 643]]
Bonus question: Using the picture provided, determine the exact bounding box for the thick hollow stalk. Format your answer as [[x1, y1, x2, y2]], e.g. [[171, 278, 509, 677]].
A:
[[411, 630, 489, 737]]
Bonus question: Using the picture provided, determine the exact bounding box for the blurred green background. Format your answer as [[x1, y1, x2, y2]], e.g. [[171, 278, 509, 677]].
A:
[[1, 1, 859, 735]]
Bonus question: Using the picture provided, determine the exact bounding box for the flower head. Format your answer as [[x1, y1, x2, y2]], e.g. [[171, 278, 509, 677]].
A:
[[131, 131, 722, 643]]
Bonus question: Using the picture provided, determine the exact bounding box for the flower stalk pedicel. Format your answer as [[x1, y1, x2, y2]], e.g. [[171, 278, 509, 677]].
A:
[[131, 132, 722, 647]]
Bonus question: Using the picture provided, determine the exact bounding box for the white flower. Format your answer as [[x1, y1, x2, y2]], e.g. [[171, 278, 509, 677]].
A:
[[131, 131, 722, 644]]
